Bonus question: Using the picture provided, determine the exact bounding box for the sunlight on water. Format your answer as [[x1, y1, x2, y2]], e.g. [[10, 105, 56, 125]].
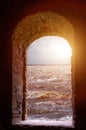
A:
[[26, 65, 73, 122]]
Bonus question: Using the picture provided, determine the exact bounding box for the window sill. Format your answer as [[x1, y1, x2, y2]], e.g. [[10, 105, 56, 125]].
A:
[[16, 119, 74, 127]]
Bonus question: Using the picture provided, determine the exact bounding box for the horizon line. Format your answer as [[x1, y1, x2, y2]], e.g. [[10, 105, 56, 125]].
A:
[[26, 64, 71, 66]]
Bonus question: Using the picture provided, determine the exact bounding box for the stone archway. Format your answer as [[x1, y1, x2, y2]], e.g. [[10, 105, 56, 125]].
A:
[[12, 12, 74, 124]]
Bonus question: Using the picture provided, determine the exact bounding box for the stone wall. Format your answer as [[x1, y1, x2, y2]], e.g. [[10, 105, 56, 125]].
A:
[[12, 44, 23, 123]]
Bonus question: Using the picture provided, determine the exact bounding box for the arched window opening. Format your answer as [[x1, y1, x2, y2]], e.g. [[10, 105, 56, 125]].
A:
[[25, 36, 73, 126], [12, 12, 75, 127]]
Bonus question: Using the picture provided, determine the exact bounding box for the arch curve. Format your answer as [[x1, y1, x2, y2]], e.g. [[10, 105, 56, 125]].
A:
[[12, 12, 74, 47]]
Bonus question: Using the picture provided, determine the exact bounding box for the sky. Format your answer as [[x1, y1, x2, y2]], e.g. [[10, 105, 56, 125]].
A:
[[26, 36, 72, 65]]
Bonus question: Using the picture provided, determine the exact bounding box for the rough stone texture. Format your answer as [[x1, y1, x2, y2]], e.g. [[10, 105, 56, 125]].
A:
[[12, 12, 74, 47], [12, 12, 74, 124], [12, 44, 24, 124]]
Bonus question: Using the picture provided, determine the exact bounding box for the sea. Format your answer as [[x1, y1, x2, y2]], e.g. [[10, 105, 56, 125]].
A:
[[26, 65, 73, 122]]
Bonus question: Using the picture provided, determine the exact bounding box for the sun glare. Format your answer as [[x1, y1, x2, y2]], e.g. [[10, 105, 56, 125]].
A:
[[27, 36, 72, 65], [49, 38, 72, 63]]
